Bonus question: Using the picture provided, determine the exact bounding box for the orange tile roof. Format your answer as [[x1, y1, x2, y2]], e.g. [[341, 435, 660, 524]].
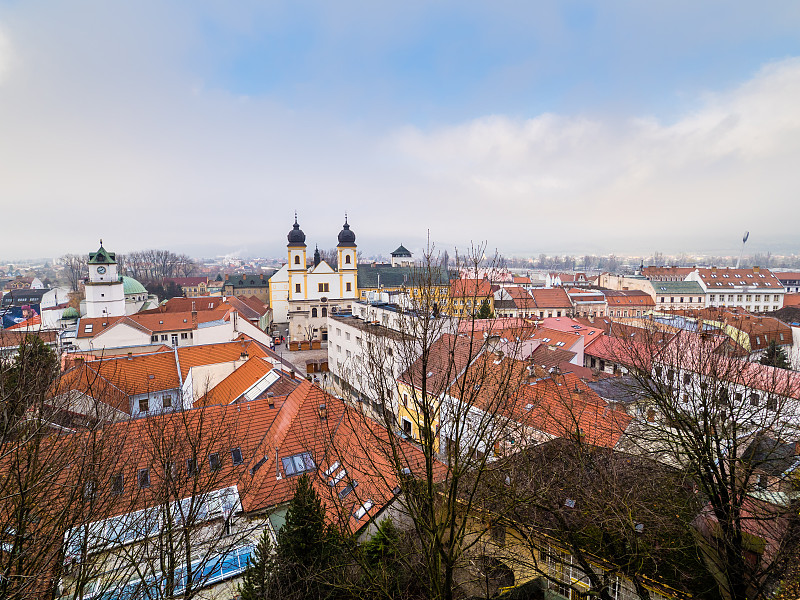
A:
[[398, 333, 480, 393], [449, 278, 493, 299], [694, 266, 782, 288], [530, 327, 583, 350], [140, 296, 223, 313], [76, 309, 231, 339], [197, 357, 274, 406], [80, 351, 180, 396], [529, 288, 573, 309], [604, 290, 655, 306], [176, 340, 269, 379], [519, 373, 632, 448]]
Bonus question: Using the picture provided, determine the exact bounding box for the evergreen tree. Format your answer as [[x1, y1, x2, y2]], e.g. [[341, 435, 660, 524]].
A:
[[476, 299, 494, 319], [239, 528, 275, 600], [275, 473, 346, 600], [760, 340, 791, 370]]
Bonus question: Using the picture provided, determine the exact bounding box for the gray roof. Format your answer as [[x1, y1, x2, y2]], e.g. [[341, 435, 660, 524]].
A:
[[357, 265, 451, 289], [391, 244, 412, 257], [652, 280, 704, 295], [587, 376, 643, 405]]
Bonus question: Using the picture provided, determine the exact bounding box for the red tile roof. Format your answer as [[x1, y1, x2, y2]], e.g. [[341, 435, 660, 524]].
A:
[[449, 278, 493, 299], [141, 296, 224, 313], [529, 288, 573, 309]]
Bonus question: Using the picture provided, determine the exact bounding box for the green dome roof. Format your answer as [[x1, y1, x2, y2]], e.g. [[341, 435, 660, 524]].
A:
[[61, 307, 80, 319], [122, 276, 147, 295]]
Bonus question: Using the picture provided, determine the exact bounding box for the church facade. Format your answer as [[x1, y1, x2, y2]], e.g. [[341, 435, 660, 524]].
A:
[[269, 216, 359, 342]]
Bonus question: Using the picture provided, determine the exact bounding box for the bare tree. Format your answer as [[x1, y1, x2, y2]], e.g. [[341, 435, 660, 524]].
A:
[[60, 254, 87, 292], [331, 243, 535, 600], [610, 321, 800, 600]]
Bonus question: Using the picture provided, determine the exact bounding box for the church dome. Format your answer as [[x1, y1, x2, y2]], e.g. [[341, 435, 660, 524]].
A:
[[287, 215, 306, 246], [122, 276, 147, 295], [337, 216, 356, 247]]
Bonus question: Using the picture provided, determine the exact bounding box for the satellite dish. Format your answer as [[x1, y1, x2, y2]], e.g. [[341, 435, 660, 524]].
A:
[[743, 231, 750, 244]]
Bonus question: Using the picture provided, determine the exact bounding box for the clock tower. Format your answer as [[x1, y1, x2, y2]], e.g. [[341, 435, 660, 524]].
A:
[[85, 240, 126, 318]]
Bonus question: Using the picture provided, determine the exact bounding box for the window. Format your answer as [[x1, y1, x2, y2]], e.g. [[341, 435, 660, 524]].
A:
[[345, 254, 351, 264], [709, 295, 715, 302], [181, 332, 188, 339], [187, 458, 198, 477], [338, 481, 358, 499], [755, 294, 761, 302], [151, 334, 158, 342], [403, 394, 408, 407], [318, 283, 330, 292], [161, 334, 168, 341], [111, 473, 124, 495], [163, 395, 172, 409], [295, 283, 301, 293], [209, 453, 222, 471], [281, 451, 315, 476], [294, 255, 300, 265], [346, 332, 351, 341], [231, 448, 243, 465], [767, 397, 778, 411], [746, 294, 752, 302], [83, 480, 96, 502], [346, 282, 352, 292], [311, 308, 318, 318], [749, 393, 760, 407], [139, 398, 149, 412], [321, 307, 327, 317], [138, 468, 150, 489]]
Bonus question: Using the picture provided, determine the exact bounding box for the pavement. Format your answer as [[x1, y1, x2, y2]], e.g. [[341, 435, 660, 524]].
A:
[[271, 342, 329, 377]]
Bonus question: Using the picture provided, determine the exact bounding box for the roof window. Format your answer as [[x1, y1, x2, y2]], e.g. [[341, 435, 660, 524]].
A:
[[84, 324, 93, 333], [231, 448, 243, 465], [338, 481, 358, 499], [354, 500, 374, 520], [328, 468, 347, 486], [281, 451, 315, 477]]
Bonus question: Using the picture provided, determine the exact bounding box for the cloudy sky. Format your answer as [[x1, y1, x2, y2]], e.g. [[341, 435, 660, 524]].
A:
[[1, 1, 800, 261]]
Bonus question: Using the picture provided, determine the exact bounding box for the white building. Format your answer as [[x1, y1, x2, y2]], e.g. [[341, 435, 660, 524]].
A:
[[269, 215, 359, 342], [687, 266, 785, 313], [84, 241, 126, 318]]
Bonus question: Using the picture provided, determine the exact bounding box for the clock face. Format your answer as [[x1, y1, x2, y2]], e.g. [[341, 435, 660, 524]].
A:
[[97, 266, 106, 274]]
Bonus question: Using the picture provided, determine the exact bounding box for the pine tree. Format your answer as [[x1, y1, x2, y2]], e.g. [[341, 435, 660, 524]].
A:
[[239, 528, 274, 600], [476, 299, 494, 319], [275, 473, 346, 599], [760, 340, 791, 370]]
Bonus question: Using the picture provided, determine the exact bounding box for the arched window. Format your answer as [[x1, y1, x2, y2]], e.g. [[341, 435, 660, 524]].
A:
[[294, 255, 300, 265], [345, 254, 351, 264], [311, 308, 318, 318], [321, 307, 327, 317]]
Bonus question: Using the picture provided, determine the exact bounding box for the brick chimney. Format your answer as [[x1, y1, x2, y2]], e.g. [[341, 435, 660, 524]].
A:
[[754, 266, 760, 273]]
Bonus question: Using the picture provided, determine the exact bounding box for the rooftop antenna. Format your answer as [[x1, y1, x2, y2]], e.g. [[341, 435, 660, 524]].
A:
[[735, 231, 749, 269]]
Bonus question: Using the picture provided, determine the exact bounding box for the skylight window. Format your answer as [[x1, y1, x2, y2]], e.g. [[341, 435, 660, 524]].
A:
[[209, 453, 222, 471], [328, 468, 347, 486], [324, 461, 340, 477], [354, 500, 374, 520], [281, 452, 315, 477], [339, 481, 358, 499], [84, 324, 93, 333], [231, 448, 243, 465]]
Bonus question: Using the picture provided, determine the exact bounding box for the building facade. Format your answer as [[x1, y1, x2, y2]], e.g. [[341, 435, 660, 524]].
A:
[[269, 216, 359, 342]]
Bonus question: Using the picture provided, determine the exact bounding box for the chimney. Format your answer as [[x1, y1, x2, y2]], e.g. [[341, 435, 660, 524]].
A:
[[753, 266, 760, 273], [318, 403, 328, 420], [127, 352, 133, 360], [225, 274, 230, 281], [711, 266, 717, 274], [267, 392, 275, 408]]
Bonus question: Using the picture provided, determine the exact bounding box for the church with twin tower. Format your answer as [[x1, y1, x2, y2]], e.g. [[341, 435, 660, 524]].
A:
[[268, 215, 359, 342]]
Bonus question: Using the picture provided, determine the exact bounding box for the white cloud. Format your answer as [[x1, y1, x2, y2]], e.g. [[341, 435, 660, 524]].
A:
[[386, 58, 800, 253]]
